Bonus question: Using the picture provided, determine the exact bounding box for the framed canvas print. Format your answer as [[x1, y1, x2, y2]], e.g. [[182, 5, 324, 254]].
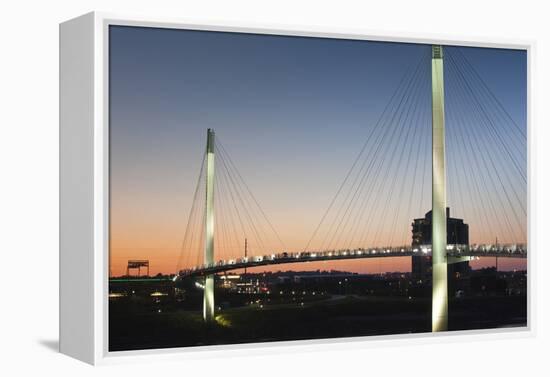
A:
[[60, 12, 532, 364]]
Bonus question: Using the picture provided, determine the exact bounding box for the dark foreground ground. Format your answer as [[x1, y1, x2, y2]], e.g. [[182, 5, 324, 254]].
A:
[[109, 294, 527, 351]]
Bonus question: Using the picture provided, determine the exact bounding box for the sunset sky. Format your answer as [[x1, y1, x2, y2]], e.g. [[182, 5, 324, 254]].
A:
[[109, 26, 527, 276]]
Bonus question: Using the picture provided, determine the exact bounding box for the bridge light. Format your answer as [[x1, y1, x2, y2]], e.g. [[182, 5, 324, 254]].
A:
[[195, 282, 205, 290]]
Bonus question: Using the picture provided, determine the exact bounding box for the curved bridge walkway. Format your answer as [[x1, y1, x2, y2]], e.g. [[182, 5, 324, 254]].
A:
[[176, 244, 526, 279]]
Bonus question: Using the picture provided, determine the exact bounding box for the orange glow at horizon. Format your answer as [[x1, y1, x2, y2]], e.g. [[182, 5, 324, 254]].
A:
[[109, 189, 527, 276], [109, 171, 527, 276]]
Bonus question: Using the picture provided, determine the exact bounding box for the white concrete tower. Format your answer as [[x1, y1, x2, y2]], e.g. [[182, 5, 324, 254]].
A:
[[203, 128, 215, 322], [431, 45, 448, 332]]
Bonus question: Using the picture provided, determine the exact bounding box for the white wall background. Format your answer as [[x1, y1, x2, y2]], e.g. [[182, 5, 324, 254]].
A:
[[1, 0, 548, 375]]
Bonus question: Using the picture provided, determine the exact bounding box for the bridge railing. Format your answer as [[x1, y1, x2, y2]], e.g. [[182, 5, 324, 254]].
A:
[[177, 243, 527, 277]]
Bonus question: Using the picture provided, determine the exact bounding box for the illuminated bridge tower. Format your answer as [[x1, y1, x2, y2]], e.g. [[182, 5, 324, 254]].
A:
[[431, 45, 448, 332], [204, 128, 215, 322]]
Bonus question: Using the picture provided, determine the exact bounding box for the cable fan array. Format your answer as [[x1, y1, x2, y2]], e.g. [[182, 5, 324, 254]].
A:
[[176, 137, 286, 272], [304, 46, 526, 252]]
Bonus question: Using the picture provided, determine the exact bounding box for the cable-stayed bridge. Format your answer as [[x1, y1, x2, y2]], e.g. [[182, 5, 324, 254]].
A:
[[174, 45, 527, 332]]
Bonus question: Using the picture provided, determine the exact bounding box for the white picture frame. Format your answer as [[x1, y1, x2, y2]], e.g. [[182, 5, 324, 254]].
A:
[[60, 11, 535, 365]]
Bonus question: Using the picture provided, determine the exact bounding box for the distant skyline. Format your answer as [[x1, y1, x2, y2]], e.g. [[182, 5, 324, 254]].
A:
[[109, 25, 526, 276]]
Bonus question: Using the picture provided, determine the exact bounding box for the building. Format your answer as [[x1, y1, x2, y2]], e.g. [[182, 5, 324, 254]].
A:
[[411, 208, 470, 280], [412, 207, 469, 246]]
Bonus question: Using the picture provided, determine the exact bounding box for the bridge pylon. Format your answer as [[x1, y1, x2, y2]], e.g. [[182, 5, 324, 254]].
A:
[[203, 128, 215, 322], [431, 45, 448, 332]]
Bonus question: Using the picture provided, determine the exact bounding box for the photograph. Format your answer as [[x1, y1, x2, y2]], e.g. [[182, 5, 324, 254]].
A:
[[107, 25, 527, 351]]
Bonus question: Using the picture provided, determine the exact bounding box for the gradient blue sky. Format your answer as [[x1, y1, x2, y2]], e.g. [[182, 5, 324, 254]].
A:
[[109, 25, 526, 275]]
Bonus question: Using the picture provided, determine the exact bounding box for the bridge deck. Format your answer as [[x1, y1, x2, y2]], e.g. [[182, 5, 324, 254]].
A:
[[176, 245, 526, 279]]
